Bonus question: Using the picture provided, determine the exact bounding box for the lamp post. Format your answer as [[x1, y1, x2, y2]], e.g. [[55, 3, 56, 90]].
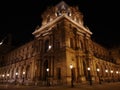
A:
[[111, 70, 113, 82], [116, 71, 119, 81], [7, 74, 9, 84], [105, 69, 109, 82], [87, 67, 92, 85], [15, 72, 18, 85], [2, 74, 5, 84], [46, 68, 49, 86], [22, 72, 25, 85], [97, 68, 101, 84], [70, 64, 74, 88]]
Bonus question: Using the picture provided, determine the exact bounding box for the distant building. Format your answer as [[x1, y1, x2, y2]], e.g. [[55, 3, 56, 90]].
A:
[[0, 1, 120, 86]]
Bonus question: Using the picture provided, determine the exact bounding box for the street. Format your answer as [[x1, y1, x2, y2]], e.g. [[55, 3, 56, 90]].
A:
[[0, 82, 120, 90]]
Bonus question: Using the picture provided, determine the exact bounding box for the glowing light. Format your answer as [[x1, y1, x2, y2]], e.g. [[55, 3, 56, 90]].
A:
[[70, 64, 73, 69], [2, 74, 5, 77], [46, 68, 49, 72], [7, 74, 9, 77], [111, 70, 113, 73], [23, 72, 25, 75], [87, 67, 90, 71], [116, 71, 118, 74], [97, 68, 100, 72], [16, 72, 18, 75], [0, 41, 3, 45], [105, 70, 108, 73], [48, 45, 52, 50]]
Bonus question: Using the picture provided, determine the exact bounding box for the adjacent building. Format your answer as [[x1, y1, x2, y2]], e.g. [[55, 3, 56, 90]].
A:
[[0, 1, 120, 86]]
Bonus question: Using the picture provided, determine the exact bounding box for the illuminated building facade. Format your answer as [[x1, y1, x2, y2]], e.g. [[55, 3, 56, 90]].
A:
[[0, 1, 120, 86]]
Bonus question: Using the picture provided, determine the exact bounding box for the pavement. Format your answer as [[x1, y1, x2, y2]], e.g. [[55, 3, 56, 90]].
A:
[[0, 82, 120, 90]]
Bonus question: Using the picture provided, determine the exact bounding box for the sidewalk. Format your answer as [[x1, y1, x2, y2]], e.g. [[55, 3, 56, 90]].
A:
[[0, 82, 120, 89]]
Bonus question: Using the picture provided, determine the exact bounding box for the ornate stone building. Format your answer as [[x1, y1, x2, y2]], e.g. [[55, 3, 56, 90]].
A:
[[0, 1, 120, 86]]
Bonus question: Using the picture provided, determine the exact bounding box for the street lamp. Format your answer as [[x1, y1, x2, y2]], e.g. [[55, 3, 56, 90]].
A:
[[46, 68, 50, 86], [70, 64, 74, 88], [15, 72, 18, 85], [116, 71, 119, 74], [7, 74, 9, 84], [105, 69, 109, 82], [2, 74, 5, 77], [111, 70, 113, 82], [87, 67, 92, 85], [2, 74, 5, 84], [48, 45, 52, 50], [105, 69, 108, 73], [22, 72, 25, 85], [97, 68, 101, 84], [116, 71, 119, 81]]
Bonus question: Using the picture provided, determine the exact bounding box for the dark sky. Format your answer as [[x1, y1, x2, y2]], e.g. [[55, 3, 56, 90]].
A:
[[0, 0, 120, 48]]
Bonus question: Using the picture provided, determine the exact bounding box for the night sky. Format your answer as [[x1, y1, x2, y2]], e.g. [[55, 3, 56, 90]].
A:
[[0, 0, 120, 48]]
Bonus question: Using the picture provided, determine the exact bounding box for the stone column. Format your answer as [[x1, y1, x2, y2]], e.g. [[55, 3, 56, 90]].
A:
[[79, 57, 84, 76], [79, 56, 86, 82], [18, 66, 21, 79], [50, 56, 54, 77], [75, 35, 79, 49], [76, 56, 80, 82], [31, 60, 35, 81]]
